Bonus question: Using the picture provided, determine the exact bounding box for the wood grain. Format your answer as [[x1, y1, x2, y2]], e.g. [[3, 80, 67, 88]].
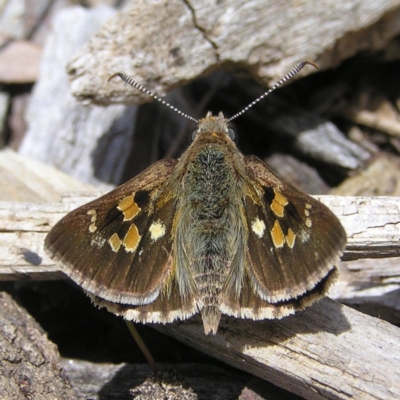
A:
[[67, 0, 400, 105], [1, 195, 399, 281], [154, 298, 400, 400]]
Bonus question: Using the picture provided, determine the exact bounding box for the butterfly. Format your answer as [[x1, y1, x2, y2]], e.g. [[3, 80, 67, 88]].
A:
[[45, 61, 347, 335]]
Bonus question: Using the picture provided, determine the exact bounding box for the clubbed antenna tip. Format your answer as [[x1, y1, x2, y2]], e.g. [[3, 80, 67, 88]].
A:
[[227, 60, 318, 122]]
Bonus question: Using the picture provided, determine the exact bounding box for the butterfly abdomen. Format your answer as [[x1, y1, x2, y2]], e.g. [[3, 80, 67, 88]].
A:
[[175, 145, 242, 333]]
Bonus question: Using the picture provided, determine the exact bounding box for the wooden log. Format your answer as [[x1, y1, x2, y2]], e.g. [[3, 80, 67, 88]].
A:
[[62, 359, 255, 400], [0, 292, 78, 399], [1, 195, 399, 282], [19, 6, 373, 187], [67, 0, 400, 105], [0, 148, 94, 203], [331, 154, 400, 196], [18, 6, 136, 189], [333, 257, 400, 325], [153, 297, 400, 400]]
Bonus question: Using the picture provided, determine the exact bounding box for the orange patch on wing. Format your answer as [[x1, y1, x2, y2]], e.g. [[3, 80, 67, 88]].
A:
[[109, 233, 122, 252], [270, 190, 288, 217], [118, 194, 141, 221], [270, 199, 284, 217], [123, 224, 141, 252], [271, 220, 285, 248], [274, 190, 288, 206]]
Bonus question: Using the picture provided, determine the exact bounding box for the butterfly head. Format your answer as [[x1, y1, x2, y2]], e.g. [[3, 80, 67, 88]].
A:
[[190, 111, 237, 144]]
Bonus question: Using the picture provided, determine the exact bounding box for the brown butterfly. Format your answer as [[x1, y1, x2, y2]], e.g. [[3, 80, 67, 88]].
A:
[[45, 61, 346, 335]]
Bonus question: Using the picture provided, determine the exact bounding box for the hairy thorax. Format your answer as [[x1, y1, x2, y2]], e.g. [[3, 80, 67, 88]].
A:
[[174, 143, 245, 331]]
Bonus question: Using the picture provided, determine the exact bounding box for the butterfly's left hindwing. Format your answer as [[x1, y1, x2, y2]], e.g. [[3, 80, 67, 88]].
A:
[[45, 159, 180, 306], [87, 276, 198, 324]]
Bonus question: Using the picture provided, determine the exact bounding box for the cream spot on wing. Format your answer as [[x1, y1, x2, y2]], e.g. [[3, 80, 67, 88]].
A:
[[286, 228, 296, 248], [304, 209, 310, 217], [305, 203, 312, 209], [299, 231, 310, 243], [91, 236, 105, 247], [305, 218, 312, 228], [87, 209, 97, 233], [252, 218, 266, 238], [149, 220, 166, 241]]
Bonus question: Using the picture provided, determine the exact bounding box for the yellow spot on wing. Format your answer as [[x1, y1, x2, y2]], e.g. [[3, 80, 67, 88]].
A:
[[117, 194, 141, 221], [274, 190, 288, 206], [270, 190, 288, 217], [123, 224, 141, 252], [109, 233, 122, 252], [270, 199, 284, 217], [271, 220, 285, 248]]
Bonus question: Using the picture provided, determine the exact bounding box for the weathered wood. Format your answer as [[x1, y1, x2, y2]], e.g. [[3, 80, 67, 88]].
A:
[[0, 292, 78, 399], [18, 6, 136, 188], [343, 107, 400, 138], [261, 98, 370, 170], [67, 0, 400, 105], [0, 40, 42, 84], [332, 257, 400, 325], [62, 359, 254, 400], [0, 148, 94, 202], [1, 195, 399, 282], [153, 298, 400, 400], [331, 154, 400, 196], [18, 6, 374, 188], [266, 154, 331, 194], [312, 195, 400, 260]]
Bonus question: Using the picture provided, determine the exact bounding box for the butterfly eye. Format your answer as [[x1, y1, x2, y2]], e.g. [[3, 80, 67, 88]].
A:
[[190, 129, 199, 143], [227, 128, 238, 143]]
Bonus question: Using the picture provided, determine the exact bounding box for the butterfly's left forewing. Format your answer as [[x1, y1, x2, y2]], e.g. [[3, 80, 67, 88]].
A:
[[221, 155, 346, 320], [45, 159, 180, 306]]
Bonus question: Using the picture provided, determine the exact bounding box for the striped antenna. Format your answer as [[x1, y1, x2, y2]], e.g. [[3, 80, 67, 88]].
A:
[[108, 73, 198, 123], [108, 61, 317, 124], [227, 60, 317, 122]]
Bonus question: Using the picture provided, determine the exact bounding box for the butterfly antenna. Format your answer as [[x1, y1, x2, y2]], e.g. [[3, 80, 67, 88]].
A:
[[227, 60, 318, 122], [108, 73, 198, 123]]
